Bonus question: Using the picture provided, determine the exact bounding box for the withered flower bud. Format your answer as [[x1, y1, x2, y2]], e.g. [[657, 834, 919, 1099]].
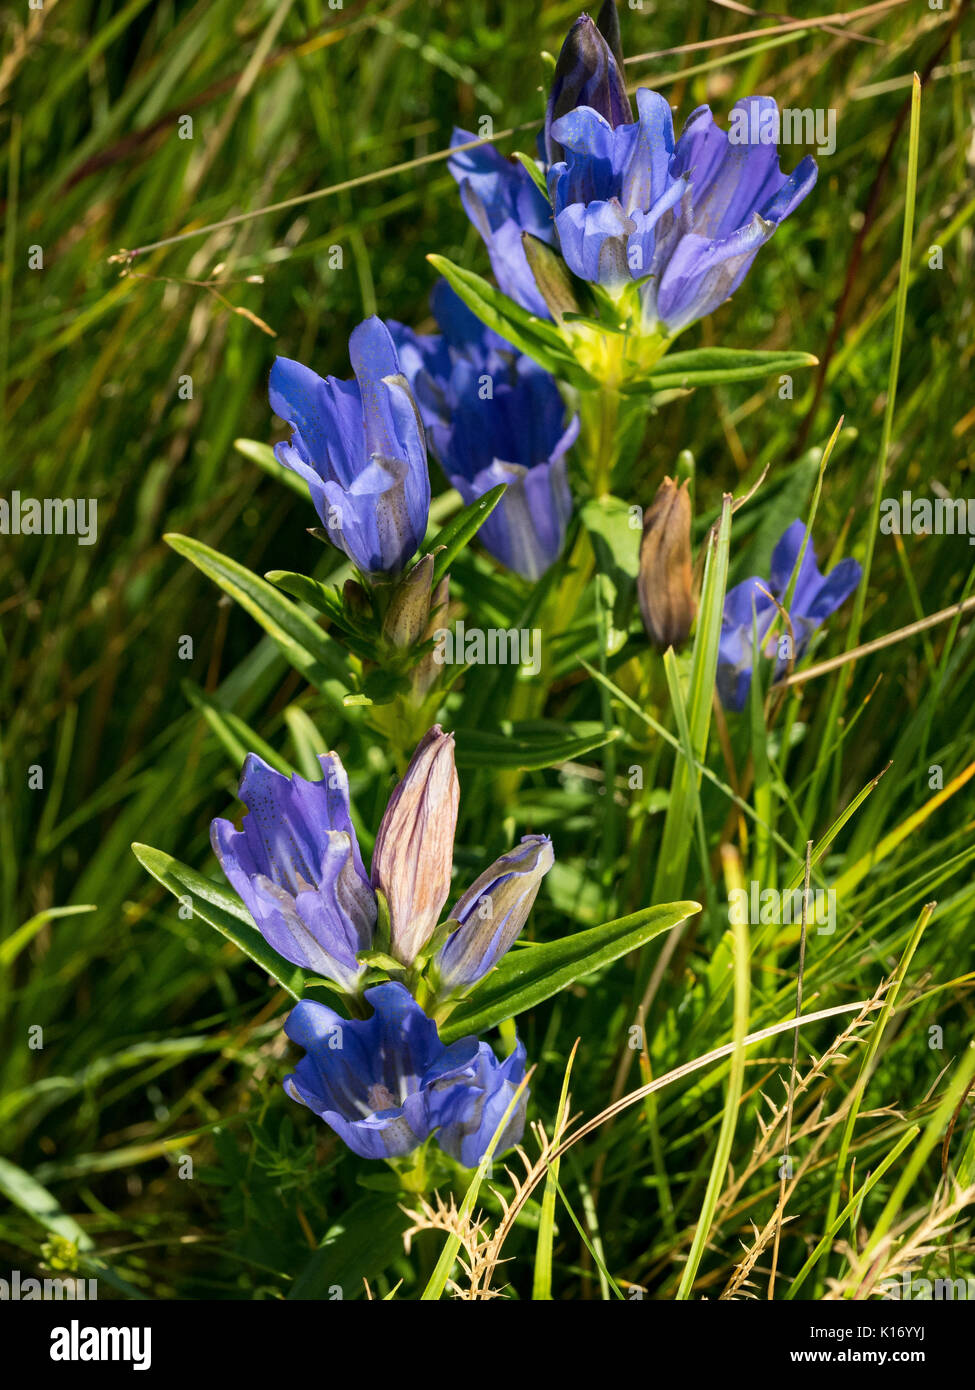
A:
[[637, 476, 695, 650], [371, 726, 459, 966]]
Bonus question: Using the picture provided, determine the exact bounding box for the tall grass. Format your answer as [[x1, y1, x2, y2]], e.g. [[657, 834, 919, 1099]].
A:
[[1, 0, 973, 1299]]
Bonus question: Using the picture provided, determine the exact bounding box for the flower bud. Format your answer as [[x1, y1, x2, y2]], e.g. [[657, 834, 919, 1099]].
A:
[[435, 834, 554, 995], [521, 233, 582, 324], [381, 553, 436, 651], [371, 726, 459, 966], [410, 570, 450, 702], [544, 11, 632, 163], [637, 476, 695, 650]]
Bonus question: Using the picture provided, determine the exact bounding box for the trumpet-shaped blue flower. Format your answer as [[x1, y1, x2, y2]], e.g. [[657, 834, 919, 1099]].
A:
[[646, 98, 819, 334], [717, 520, 861, 712], [547, 92, 818, 334], [447, 132, 556, 318], [436, 1037, 529, 1168], [283, 983, 527, 1163], [269, 317, 430, 577], [436, 834, 555, 995], [547, 87, 684, 292], [211, 753, 376, 994], [390, 283, 577, 580]]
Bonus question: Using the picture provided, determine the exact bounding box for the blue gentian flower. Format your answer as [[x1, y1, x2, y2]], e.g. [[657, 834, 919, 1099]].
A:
[[436, 834, 555, 996], [390, 283, 577, 580], [211, 753, 376, 994], [717, 520, 862, 712], [647, 97, 820, 334], [436, 1037, 529, 1168], [547, 88, 684, 293], [547, 93, 818, 334], [545, 12, 632, 163], [283, 982, 527, 1163], [447, 132, 556, 318], [269, 316, 430, 577]]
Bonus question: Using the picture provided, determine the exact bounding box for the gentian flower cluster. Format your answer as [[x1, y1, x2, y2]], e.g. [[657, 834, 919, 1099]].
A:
[[717, 521, 862, 711], [391, 282, 578, 580], [450, 11, 817, 344], [223, 2, 838, 1178], [211, 726, 553, 1164], [547, 92, 818, 336]]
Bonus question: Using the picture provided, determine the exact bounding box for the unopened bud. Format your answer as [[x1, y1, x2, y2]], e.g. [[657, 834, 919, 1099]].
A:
[[371, 726, 459, 966], [637, 477, 695, 650], [435, 834, 554, 995], [544, 11, 632, 163], [381, 553, 435, 650]]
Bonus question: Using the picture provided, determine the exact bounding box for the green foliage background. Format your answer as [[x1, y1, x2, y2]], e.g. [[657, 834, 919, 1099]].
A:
[[1, 0, 973, 1299]]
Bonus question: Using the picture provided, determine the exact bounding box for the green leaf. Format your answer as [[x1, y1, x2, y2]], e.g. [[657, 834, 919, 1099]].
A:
[[428, 484, 507, 586], [427, 253, 591, 387], [581, 496, 641, 654], [0, 904, 96, 968], [511, 151, 549, 199], [439, 900, 698, 1041], [288, 1196, 408, 1300], [454, 723, 621, 770], [182, 681, 293, 774], [265, 571, 378, 660], [165, 533, 349, 692], [131, 842, 306, 998], [264, 570, 347, 624], [0, 1156, 94, 1249], [652, 496, 732, 904], [532, 1046, 577, 1300], [284, 705, 330, 780], [624, 347, 819, 393]]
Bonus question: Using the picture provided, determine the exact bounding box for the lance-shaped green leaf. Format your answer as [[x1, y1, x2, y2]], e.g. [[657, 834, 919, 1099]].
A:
[[624, 347, 819, 393], [511, 151, 550, 199], [438, 900, 699, 1041], [427, 253, 592, 388], [264, 571, 379, 661], [181, 681, 292, 774], [289, 1196, 410, 1301], [0, 1156, 94, 1249], [165, 533, 349, 692], [455, 723, 621, 770], [131, 842, 307, 998], [582, 495, 641, 654], [426, 483, 507, 586]]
